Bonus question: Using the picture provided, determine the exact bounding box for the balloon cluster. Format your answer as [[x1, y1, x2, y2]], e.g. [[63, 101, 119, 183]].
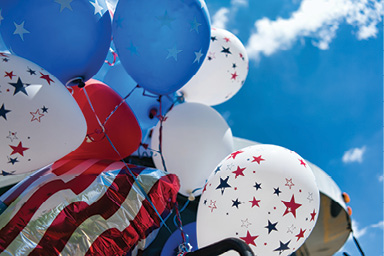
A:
[[0, 0, 320, 255]]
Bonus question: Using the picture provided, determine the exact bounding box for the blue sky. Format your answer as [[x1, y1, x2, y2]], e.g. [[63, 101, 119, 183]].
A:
[[205, 0, 383, 255]]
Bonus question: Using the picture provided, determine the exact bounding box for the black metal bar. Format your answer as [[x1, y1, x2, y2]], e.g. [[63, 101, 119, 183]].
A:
[[185, 238, 255, 256]]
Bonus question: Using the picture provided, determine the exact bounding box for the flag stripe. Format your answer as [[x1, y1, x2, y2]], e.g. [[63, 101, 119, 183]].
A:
[[0, 160, 119, 252], [85, 174, 178, 255]]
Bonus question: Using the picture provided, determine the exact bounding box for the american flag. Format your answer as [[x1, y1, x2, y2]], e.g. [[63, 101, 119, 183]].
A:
[[0, 158, 180, 255]]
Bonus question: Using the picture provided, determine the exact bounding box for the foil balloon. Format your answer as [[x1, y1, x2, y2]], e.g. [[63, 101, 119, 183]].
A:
[[151, 102, 233, 197], [196, 144, 320, 256], [112, 0, 211, 95], [63, 79, 142, 161], [0, 158, 180, 255], [0, 52, 86, 175], [179, 28, 249, 106], [0, 0, 112, 85]]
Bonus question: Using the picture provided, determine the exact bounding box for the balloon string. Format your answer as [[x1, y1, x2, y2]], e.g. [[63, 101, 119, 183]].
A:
[[174, 202, 192, 254], [104, 48, 118, 66], [103, 84, 139, 127], [158, 95, 168, 173], [82, 87, 172, 234]]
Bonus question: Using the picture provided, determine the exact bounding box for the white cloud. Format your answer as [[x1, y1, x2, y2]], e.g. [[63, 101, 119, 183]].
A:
[[211, 0, 249, 29], [351, 219, 384, 239], [342, 146, 366, 163], [212, 7, 230, 29], [246, 0, 383, 61]]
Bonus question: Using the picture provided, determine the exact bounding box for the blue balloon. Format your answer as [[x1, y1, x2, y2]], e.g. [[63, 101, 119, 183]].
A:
[[0, 0, 112, 85], [161, 222, 198, 256], [103, 62, 175, 132], [112, 0, 211, 95]]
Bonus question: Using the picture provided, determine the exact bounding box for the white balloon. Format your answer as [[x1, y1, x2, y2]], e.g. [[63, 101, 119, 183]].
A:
[[196, 144, 320, 256], [178, 28, 249, 106], [0, 53, 87, 175], [151, 102, 233, 197]]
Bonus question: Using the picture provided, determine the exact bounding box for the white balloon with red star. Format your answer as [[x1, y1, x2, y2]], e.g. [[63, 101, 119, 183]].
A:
[[178, 27, 249, 106], [0, 52, 87, 176], [196, 144, 320, 256]]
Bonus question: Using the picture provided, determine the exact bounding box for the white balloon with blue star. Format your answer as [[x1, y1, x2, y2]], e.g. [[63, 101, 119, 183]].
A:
[[196, 144, 320, 256]]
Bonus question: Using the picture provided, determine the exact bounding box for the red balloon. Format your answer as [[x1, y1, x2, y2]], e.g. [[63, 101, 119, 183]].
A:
[[64, 79, 141, 160]]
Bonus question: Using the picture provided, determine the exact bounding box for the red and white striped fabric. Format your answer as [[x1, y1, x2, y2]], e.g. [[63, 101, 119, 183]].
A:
[[0, 159, 180, 256]]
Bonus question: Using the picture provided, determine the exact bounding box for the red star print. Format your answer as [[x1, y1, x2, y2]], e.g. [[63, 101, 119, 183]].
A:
[[310, 209, 317, 221], [296, 228, 306, 241], [224, 37, 230, 42], [0, 53, 8, 57], [227, 150, 243, 160], [4, 71, 15, 80], [282, 195, 302, 218], [250, 197, 261, 208], [208, 200, 217, 212], [299, 158, 307, 167], [40, 72, 54, 85], [285, 178, 295, 189], [30, 109, 45, 122], [231, 72, 238, 80], [239, 53, 244, 60], [9, 141, 29, 156], [240, 231, 258, 246], [252, 155, 265, 164], [233, 166, 246, 178]]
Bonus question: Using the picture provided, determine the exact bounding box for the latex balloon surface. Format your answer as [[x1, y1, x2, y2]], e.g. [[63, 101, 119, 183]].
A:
[[112, 0, 211, 95], [151, 102, 233, 197], [0, 0, 112, 85], [64, 79, 141, 161], [179, 27, 249, 106], [0, 53, 86, 175], [196, 144, 320, 256]]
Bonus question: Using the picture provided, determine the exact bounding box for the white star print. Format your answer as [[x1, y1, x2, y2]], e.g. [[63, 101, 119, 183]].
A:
[[193, 49, 204, 63], [166, 45, 182, 61], [89, 0, 103, 16], [13, 21, 30, 41]]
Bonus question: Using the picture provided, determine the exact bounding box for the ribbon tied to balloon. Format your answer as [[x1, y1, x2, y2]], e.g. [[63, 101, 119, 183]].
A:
[[196, 144, 320, 256]]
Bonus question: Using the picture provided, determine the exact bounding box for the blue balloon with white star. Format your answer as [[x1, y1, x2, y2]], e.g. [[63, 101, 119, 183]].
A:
[[112, 0, 211, 95], [0, 0, 112, 85]]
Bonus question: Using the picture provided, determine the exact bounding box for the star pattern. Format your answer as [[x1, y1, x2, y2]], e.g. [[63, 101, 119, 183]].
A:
[[241, 218, 252, 228], [296, 228, 306, 241], [299, 158, 307, 167], [0, 9, 3, 25], [190, 17, 201, 33], [30, 109, 44, 122], [282, 195, 302, 218], [227, 150, 243, 160], [232, 166, 246, 178], [156, 11, 175, 28], [310, 209, 317, 221], [216, 176, 231, 195], [4, 71, 15, 80], [249, 197, 261, 208], [41, 106, 49, 113], [211, 36, 217, 42], [55, 0, 73, 12], [7, 157, 19, 165], [231, 71, 238, 80], [285, 178, 295, 189], [252, 155, 265, 164], [6, 131, 18, 142], [265, 220, 278, 234], [9, 141, 29, 156], [127, 42, 139, 55], [214, 165, 222, 174], [253, 182, 262, 191], [274, 187, 282, 196], [166, 46, 182, 61], [89, 0, 104, 16], [221, 46, 232, 56], [0, 104, 11, 120], [274, 240, 291, 255], [307, 192, 314, 202], [232, 198, 242, 208], [13, 21, 30, 41], [9, 77, 29, 95], [40, 72, 54, 85], [240, 231, 258, 246], [193, 49, 203, 63], [27, 67, 36, 75], [208, 200, 217, 212]]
